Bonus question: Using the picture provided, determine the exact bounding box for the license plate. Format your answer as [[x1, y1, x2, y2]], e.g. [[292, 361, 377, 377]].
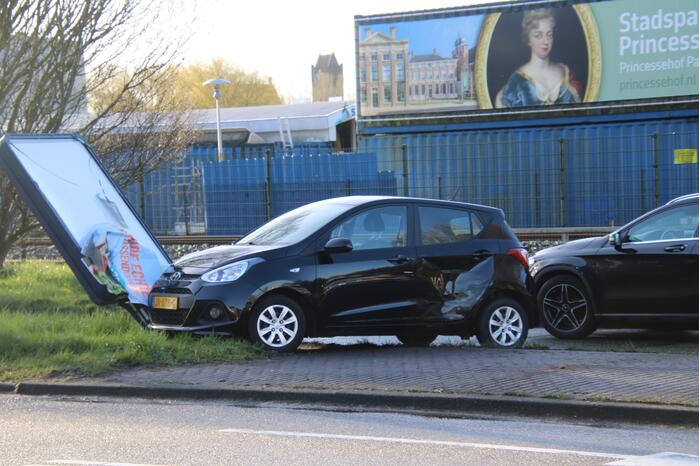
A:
[[153, 296, 178, 310]]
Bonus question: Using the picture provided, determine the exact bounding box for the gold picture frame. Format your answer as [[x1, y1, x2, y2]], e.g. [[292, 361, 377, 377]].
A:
[[475, 4, 601, 109]]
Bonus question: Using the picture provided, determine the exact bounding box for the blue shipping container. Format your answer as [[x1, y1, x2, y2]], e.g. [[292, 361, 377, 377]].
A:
[[359, 112, 699, 227]]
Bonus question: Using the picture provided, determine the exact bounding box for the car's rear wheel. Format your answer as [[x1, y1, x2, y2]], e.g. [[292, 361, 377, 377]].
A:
[[248, 294, 306, 352], [538, 275, 596, 339], [397, 333, 438, 347], [476, 298, 528, 348]]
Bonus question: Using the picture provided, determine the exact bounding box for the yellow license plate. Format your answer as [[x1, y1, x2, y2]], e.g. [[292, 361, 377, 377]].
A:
[[153, 296, 178, 310]]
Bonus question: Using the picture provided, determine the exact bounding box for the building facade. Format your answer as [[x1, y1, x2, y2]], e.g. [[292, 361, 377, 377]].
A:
[[358, 27, 409, 113], [451, 37, 476, 100], [408, 51, 458, 102], [312, 54, 344, 102], [359, 27, 477, 113]]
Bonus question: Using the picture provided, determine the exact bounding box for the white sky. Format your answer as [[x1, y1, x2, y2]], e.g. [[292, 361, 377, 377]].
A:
[[174, 0, 501, 102]]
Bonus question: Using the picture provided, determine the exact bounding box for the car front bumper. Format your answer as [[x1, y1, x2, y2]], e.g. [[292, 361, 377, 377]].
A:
[[147, 276, 254, 332]]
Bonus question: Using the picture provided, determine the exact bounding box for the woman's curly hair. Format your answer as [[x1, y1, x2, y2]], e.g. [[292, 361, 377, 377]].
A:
[[522, 8, 556, 44]]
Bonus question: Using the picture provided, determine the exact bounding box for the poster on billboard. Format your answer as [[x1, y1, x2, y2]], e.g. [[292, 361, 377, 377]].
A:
[[356, 0, 698, 118]]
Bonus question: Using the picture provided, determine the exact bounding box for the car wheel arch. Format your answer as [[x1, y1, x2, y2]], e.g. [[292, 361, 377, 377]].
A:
[[535, 267, 599, 315], [244, 286, 318, 337], [481, 289, 537, 328]]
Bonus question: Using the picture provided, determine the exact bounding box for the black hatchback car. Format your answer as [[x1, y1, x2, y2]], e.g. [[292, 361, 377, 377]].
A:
[[530, 194, 699, 339], [148, 196, 534, 351]]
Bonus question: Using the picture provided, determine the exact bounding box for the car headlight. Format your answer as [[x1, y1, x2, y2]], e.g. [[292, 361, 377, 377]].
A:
[[528, 256, 535, 268], [201, 260, 249, 283]]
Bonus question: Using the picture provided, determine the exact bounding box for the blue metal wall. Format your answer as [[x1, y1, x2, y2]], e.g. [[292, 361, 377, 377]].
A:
[[201, 152, 397, 235], [126, 142, 337, 235], [125, 112, 698, 235], [359, 114, 699, 227]]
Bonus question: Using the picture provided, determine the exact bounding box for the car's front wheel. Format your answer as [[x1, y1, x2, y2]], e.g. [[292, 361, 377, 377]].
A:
[[248, 294, 306, 352], [538, 276, 596, 339], [476, 298, 528, 348]]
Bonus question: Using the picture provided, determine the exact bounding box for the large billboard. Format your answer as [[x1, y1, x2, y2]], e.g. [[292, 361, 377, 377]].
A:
[[0, 135, 171, 308], [355, 0, 699, 118]]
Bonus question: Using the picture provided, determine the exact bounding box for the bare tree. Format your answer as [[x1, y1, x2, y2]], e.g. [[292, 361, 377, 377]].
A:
[[87, 65, 198, 187], [0, 0, 196, 267]]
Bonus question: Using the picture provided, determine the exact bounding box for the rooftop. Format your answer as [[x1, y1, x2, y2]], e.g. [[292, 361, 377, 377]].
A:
[[313, 54, 342, 72], [191, 101, 355, 125], [411, 53, 448, 63]]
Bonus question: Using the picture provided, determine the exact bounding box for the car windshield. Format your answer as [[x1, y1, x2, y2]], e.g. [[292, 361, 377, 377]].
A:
[[237, 201, 356, 246]]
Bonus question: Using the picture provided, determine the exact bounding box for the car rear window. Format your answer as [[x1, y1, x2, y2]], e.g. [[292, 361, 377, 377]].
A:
[[418, 206, 485, 245]]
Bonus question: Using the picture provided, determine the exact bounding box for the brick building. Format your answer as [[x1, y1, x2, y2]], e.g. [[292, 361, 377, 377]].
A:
[[408, 50, 458, 103], [452, 37, 476, 100]]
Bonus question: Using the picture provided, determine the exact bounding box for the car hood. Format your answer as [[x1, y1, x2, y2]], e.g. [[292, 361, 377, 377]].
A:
[[174, 244, 279, 273], [534, 236, 607, 258]]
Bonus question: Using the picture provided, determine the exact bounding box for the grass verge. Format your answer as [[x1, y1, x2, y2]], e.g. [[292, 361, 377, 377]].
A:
[[0, 261, 260, 381]]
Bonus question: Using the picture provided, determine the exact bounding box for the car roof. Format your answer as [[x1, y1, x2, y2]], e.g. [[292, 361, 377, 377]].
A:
[[666, 193, 698, 205], [312, 195, 502, 213]]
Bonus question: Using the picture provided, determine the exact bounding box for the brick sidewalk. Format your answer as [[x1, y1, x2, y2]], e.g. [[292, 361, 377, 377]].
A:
[[96, 347, 699, 406]]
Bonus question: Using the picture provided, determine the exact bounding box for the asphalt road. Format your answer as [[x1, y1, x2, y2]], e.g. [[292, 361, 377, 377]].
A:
[[0, 395, 696, 465]]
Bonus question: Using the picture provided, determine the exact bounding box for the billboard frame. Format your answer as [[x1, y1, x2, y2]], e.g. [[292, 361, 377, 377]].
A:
[[0, 133, 172, 308], [354, 0, 699, 125]]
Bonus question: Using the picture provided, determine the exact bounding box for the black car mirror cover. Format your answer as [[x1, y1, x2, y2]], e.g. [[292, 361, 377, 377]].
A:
[[324, 237, 353, 252]]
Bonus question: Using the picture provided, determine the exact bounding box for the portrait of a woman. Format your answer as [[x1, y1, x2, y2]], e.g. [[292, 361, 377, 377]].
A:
[[495, 9, 582, 108]]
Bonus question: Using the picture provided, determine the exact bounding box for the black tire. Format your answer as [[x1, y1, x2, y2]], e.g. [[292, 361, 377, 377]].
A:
[[537, 275, 596, 339], [248, 294, 306, 352], [476, 298, 529, 348], [397, 333, 438, 347]]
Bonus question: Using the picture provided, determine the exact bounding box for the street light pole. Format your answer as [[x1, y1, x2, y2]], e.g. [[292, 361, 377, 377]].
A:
[[203, 78, 230, 162]]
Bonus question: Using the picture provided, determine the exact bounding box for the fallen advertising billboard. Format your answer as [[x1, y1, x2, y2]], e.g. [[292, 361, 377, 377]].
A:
[[0, 134, 171, 311], [355, 0, 699, 118]]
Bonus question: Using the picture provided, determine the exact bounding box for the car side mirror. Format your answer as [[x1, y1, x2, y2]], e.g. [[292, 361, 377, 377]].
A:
[[609, 232, 622, 247], [324, 237, 353, 253]]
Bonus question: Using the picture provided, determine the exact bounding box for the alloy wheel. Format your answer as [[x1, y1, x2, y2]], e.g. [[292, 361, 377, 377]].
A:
[[256, 304, 298, 348], [487, 306, 524, 347], [542, 284, 588, 332]]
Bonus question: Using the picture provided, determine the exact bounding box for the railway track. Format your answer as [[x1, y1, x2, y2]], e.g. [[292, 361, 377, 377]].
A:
[[18, 235, 240, 247], [18, 228, 614, 247]]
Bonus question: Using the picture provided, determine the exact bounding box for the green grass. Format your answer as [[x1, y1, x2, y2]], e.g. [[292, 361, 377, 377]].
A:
[[0, 261, 104, 314], [0, 261, 260, 381]]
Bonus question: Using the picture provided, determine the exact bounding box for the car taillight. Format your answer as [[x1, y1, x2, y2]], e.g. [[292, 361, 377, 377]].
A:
[[507, 247, 529, 271]]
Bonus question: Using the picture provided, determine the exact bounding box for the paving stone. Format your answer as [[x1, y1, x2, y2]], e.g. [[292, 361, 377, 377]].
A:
[[97, 347, 699, 406]]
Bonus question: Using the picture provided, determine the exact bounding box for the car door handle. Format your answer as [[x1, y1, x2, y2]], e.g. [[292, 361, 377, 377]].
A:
[[473, 250, 493, 259], [664, 244, 686, 252], [388, 254, 412, 264]]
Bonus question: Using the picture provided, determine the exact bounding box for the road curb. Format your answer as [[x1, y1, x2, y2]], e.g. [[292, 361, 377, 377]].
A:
[[13, 382, 699, 427], [0, 383, 15, 393]]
